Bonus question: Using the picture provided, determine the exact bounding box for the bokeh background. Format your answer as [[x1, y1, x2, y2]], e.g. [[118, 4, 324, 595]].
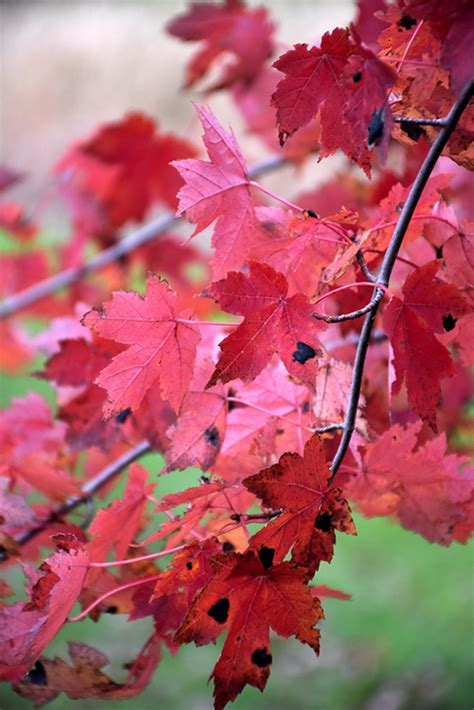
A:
[[0, 1, 473, 709]]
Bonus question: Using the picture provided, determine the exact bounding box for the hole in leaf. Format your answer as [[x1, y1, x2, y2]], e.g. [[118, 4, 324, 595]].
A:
[[400, 122, 425, 142], [251, 647, 272, 668], [368, 108, 384, 148], [222, 541, 235, 553], [292, 341, 316, 364], [258, 546, 275, 570], [435, 244, 444, 259], [352, 70, 362, 83], [305, 209, 319, 218], [115, 407, 132, 424], [315, 512, 332, 532], [27, 661, 48, 686], [208, 597, 230, 623], [186, 561, 193, 570], [442, 314, 456, 332], [398, 15, 417, 30], [204, 426, 220, 449]]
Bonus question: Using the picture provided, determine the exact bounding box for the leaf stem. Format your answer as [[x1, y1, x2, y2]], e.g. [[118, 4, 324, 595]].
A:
[[249, 180, 305, 212]]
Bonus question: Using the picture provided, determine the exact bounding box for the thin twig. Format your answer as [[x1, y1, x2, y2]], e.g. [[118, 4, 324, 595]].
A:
[[329, 80, 474, 480], [312, 423, 344, 434], [8, 440, 151, 552], [313, 288, 385, 323], [393, 116, 448, 127], [356, 251, 377, 282], [0, 155, 286, 320]]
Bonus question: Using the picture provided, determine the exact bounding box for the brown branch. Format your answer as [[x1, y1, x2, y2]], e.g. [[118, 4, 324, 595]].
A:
[[329, 80, 474, 479], [0, 154, 286, 320]]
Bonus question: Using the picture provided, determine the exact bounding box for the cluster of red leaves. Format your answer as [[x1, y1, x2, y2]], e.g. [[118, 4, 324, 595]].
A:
[[0, 1, 473, 709]]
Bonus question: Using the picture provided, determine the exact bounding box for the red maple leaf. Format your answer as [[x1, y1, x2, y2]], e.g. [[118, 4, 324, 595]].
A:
[[83, 275, 200, 416], [205, 261, 325, 388], [383, 260, 470, 429], [175, 548, 323, 709], [346, 422, 474, 544], [172, 105, 262, 278], [87, 463, 153, 580], [167, 0, 275, 90], [272, 27, 394, 174], [243, 435, 355, 574], [56, 112, 196, 239], [0, 535, 89, 681]]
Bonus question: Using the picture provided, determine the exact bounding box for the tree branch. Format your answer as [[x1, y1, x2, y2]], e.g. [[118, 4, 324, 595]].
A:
[[5, 440, 152, 556], [329, 80, 474, 479], [0, 155, 285, 320], [393, 116, 448, 127], [312, 288, 385, 323]]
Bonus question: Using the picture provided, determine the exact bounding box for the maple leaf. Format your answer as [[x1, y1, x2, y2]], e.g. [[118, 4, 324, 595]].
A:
[[165, 392, 226, 472], [172, 105, 262, 278], [167, 0, 275, 90], [83, 275, 200, 416], [383, 261, 470, 429], [243, 435, 355, 574], [0, 535, 89, 681], [272, 27, 394, 175], [205, 261, 326, 388], [56, 112, 196, 239], [14, 637, 161, 704], [87, 463, 153, 581], [175, 548, 323, 709], [0, 393, 80, 500], [0, 470, 36, 529], [346, 422, 474, 545]]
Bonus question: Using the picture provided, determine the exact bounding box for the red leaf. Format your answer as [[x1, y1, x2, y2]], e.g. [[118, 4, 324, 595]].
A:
[[83, 275, 200, 416], [56, 113, 196, 238], [346, 422, 474, 544], [167, 0, 274, 90], [0, 535, 89, 681], [383, 261, 470, 429], [87, 463, 153, 577], [172, 105, 262, 278], [205, 261, 325, 388], [272, 28, 394, 174], [175, 549, 323, 709], [244, 435, 355, 574]]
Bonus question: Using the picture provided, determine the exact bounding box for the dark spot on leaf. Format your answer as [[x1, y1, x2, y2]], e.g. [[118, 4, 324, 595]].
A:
[[27, 661, 48, 686], [302, 401, 310, 413], [200, 475, 211, 484], [230, 513, 241, 522], [0, 545, 8, 561], [398, 15, 417, 30], [208, 597, 230, 623], [106, 605, 118, 614], [292, 341, 317, 364], [435, 244, 443, 259], [306, 209, 319, 218], [276, 428, 285, 435], [400, 122, 425, 142], [222, 541, 235, 553], [237, 635, 241, 641], [115, 407, 132, 424], [186, 561, 193, 570], [368, 108, 385, 148], [443, 314, 456, 332], [352, 70, 362, 83], [395, 201, 405, 213], [258, 546, 275, 570], [251, 647, 272, 668], [227, 388, 238, 411], [315, 512, 332, 532], [204, 426, 220, 449]]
